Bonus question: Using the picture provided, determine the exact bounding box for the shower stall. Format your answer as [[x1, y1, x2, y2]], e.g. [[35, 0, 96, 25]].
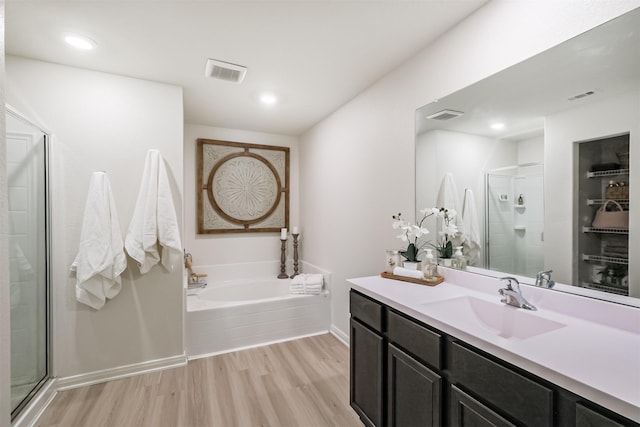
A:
[[6, 108, 51, 421], [485, 163, 544, 277]]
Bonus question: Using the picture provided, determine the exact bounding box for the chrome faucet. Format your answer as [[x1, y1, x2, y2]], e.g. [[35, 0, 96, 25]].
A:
[[535, 269, 555, 289], [499, 277, 536, 311]]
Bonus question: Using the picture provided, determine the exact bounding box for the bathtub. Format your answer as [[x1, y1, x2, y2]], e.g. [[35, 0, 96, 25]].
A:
[[185, 262, 330, 359]]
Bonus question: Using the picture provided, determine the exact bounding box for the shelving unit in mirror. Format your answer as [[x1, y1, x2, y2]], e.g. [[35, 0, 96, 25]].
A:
[[577, 134, 630, 296]]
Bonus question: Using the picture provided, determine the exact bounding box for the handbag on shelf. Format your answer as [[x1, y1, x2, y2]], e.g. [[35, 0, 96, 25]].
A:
[[592, 200, 629, 229]]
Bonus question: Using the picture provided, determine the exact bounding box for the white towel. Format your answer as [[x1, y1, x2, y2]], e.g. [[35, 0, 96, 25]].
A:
[[125, 150, 182, 274], [436, 173, 465, 246], [462, 189, 482, 266], [392, 267, 424, 280], [71, 172, 126, 310], [290, 274, 324, 294]]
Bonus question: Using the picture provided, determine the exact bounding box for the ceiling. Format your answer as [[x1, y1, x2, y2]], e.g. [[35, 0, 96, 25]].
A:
[[5, 0, 487, 136]]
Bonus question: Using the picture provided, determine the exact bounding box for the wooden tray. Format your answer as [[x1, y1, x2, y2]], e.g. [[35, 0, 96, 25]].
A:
[[380, 272, 444, 286]]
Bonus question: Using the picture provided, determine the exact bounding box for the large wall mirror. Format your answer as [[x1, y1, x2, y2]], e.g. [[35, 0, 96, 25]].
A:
[[415, 7, 639, 304]]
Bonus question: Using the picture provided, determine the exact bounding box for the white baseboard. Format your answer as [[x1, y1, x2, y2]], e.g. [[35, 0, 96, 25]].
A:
[[187, 329, 330, 361], [56, 354, 187, 391], [12, 378, 58, 427], [330, 324, 349, 347]]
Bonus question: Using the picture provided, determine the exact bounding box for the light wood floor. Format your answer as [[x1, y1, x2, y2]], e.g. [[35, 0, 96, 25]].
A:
[[35, 334, 363, 427]]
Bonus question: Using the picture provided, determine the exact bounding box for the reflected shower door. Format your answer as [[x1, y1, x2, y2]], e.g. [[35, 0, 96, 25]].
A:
[[7, 111, 50, 419], [485, 164, 544, 277]]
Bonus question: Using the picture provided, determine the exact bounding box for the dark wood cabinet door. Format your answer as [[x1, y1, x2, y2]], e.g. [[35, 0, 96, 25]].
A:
[[576, 403, 628, 427], [388, 344, 442, 427], [450, 385, 517, 427], [351, 318, 384, 427]]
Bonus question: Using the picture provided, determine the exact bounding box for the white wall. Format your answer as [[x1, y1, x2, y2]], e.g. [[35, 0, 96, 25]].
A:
[[6, 56, 185, 378], [299, 1, 640, 339], [183, 124, 299, 268], [517, 135, 544, 164], [545, 90, 640, 295]]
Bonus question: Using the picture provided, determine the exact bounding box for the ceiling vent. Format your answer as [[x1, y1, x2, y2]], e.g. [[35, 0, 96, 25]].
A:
[[568, 90, 596, 101], [205, 59, 247, 83], [426, 109, 464, 121]]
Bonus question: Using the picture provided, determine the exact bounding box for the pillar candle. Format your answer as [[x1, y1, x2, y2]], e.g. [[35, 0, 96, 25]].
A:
[[281, 228, 287, 240], [292, 226, 299, 234]]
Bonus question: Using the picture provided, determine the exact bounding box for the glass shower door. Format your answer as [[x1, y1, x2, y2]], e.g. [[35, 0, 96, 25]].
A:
[[6, 110, 50, 419]]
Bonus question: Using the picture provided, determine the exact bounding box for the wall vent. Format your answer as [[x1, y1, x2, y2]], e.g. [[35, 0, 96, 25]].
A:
[[426, 109, 464, 121], [205, 59, 247, 83]]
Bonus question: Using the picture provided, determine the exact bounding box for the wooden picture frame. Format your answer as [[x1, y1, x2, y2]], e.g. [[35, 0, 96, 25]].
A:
[[197, 139, 290, 234]]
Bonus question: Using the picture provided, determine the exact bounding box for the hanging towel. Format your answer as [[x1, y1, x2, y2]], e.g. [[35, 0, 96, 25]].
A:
[[436, 173, 465, 246], [71, 172, 126, 310], [125, 149, 182, 274], [462, 189, 482, 266]]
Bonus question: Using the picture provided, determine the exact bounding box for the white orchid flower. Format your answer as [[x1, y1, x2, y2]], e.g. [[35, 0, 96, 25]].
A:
[[397, 233, 409, 242], [392, 219, 404, 229], [443, 223, 459, 236], [412, 224, 430, 238], [447, 209, 457, 219]]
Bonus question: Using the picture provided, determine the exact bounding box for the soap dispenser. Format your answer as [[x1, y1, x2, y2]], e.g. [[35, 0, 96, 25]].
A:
[[517, 194, 524, 205], [422, 249, 437, 279], [453, 246, 467, 270]]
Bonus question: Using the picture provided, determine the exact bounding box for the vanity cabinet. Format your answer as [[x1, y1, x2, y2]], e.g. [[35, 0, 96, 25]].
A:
[[349, 289, 639, 427]]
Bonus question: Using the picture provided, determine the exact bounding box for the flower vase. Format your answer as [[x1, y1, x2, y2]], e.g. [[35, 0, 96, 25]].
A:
[[402, 261, 422, 270]]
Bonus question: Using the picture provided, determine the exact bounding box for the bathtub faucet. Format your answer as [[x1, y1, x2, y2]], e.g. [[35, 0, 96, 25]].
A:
[[184, 251, 193, 270]]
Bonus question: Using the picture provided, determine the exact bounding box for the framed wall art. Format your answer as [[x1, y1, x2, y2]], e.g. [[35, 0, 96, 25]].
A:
[[197, 139, 290, 234]]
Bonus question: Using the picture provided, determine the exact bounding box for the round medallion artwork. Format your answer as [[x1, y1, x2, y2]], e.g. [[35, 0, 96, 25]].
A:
[[207, 153, 281, 225]]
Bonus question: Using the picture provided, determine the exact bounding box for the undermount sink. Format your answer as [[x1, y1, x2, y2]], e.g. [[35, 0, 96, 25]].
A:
[[421, 296, 566, 340]]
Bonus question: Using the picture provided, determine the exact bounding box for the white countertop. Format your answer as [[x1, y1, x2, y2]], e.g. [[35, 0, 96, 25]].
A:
[[348, 269, 640, 423]]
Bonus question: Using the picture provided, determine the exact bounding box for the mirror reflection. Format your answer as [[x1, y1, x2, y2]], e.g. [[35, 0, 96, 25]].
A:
[[415, 8, 639, 300]]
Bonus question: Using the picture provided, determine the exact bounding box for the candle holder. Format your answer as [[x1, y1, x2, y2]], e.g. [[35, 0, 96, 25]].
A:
[[290, 233, 300, 278], [278, 238, 289, 279]]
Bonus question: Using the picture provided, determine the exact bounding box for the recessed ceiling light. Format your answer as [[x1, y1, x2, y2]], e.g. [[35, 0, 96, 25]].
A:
[[490, 123, 505, 130], [64, 34, 96, 50], [259, 93, 278, 105]]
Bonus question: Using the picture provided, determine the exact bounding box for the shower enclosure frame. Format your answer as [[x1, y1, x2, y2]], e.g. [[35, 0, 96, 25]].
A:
[[7, 106, 52, 423]]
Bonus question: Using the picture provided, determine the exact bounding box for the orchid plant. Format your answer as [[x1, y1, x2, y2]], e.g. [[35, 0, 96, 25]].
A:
[[428, 207, 459, 259], [392, 210, 431, 262]]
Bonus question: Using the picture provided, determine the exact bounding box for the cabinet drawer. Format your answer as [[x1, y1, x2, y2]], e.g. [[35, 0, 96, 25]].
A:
[[450, 341, 553, 427], [387, 310, 442, 369], [350, 290, 383, 332]]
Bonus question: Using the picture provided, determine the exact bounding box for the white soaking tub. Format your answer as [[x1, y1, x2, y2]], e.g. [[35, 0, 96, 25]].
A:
[[185, 262, 330, 359]]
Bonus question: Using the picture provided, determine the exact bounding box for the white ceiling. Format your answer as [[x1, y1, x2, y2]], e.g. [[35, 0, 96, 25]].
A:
[[5, 1, 487, 136]]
